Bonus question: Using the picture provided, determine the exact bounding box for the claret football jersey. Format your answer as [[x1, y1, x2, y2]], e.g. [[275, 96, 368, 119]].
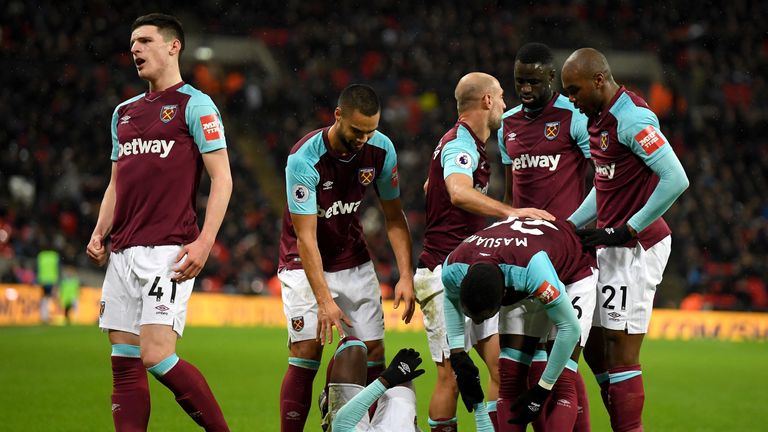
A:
[[109, 81, 226, 250], [498, 93, 591, 220], [279, 127, 400, 272], [588, 86, 672, 249], [419, 121, 490, 270]]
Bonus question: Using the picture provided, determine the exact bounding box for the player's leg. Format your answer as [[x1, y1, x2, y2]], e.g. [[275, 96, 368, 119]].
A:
[[136, 246, 228, 432], [544, 269, 598, 431], [599, 237, 671, 432], [99, 248, 151, 432], [332, 262, 387, 385], [497, 300, 548, 431], [278, 268, 323, 432], [321, 337, 369, 430], [414, 266, 459, 431], [473, 320, 500, 429]]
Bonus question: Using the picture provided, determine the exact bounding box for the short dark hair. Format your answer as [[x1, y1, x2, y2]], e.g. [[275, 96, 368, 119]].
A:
[[460, 263, 504, 320], [515, 42, 554, 65], [338, 84, 380, 116], [132, 13, 185, 54]]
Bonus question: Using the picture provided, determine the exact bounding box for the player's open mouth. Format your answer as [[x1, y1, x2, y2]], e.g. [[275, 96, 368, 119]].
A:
[[135, 58, 146, 68], [521, 95, 535, 103]]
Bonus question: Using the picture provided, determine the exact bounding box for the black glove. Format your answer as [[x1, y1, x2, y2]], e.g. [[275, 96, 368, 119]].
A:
[[509, 384, 551, 425], [576, 225, 633, 247], [450, 351, 484, 412], [380, 348, 425, 388]]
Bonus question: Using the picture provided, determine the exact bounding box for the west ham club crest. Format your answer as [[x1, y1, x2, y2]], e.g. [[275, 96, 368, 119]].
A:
[[160, 104, 178, 123], [600, 130, 610, 151], [358, 167, 375, 185], [544, 121, 560, 140]]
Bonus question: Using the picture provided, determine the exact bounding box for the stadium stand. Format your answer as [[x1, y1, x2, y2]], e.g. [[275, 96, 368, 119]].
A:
[[1, 0, 766, 310]]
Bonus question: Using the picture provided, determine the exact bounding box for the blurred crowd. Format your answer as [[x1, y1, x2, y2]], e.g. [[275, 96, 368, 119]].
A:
[[1, 0, 766, 310]]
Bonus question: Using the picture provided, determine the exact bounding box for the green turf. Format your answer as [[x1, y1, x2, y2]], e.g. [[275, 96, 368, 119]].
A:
[[0, 325, 764, 431]]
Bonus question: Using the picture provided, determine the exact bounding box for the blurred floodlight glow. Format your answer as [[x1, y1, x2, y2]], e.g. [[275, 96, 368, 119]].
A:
[[195, 46, 214, 61], [5, 288, 19, 301]]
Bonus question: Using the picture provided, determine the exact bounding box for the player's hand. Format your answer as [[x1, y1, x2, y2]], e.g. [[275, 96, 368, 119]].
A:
[[576, 224, 634, 247], [509, 207, 556, 221], [172, 237, 213, 282], [317, 299, 352, 345], [379, 348, 426, 388], [450, 351, 484, 412], [509, 384, 550, 425], [393, 277, 416, 324], [86, 234, 110, 267]]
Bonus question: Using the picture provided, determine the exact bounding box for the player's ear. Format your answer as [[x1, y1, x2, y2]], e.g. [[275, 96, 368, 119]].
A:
[[334, 106, 343, 122], [169, 38, 182, 56], [593, 72, 604, 89]]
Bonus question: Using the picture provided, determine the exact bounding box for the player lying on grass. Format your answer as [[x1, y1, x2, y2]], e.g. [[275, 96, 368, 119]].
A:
[[443, 218, 593, 429], [319, 337, 494, 431]]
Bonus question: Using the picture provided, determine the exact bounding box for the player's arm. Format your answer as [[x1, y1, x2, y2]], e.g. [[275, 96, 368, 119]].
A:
[[380, 197, 416, 323], [510, 251, 579, 425], [502, 165, 514, 205], [567, 186, 597, 229], [86, 162, 117, 267], [292, 213, 351, 344], [332, 348, 425, 431], [442, 138, 553, 220], [497, 125, 515, 205], [286, 153, 351, 344], [173, 149, 233, 282], [529, 252, 580, 388], [331, 380, 388, 431], [441, 262, 468, 350], [625, 136, 689, 233], [375, 135, 415, 323], [173, 101, 232, 281]]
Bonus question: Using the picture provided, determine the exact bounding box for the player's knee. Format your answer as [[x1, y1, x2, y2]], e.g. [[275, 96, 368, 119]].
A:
[[364, 340, 384, 362], [140, 348, 172, 368], [289, 339, 323, 360]]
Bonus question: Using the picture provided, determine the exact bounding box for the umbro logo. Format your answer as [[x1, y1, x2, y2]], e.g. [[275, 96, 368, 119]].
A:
[[286, 411, 300, 419], [322, 180, 334, 190], [155, 305, 170, 312], [507, 131, 517, 141], [397, 361, 411, 374], [111, 403, 121, 412], [120, 115, 131, 125]]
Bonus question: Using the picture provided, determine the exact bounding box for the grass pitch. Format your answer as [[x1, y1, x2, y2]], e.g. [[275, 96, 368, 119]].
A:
[[0, 325, 764, 431]]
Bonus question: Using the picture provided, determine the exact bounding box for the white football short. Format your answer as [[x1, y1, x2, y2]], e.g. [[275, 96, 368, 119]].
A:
[[327, 383, 417, 431], [414, 266, 499, 362], [595, 236, 671, 334], [279, 261, 384, 343], [500, 268, 598, 347], [548, 268, 598, 347], [99, 245, 193, 336]]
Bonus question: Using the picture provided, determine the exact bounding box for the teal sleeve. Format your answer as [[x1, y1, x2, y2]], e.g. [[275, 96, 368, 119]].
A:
[[186, 103, 227, 153], [441, 129, 479, 179], [285, 155, 319, 214], [498, 127, 512, 165], [570, 110, 591, 158], [474, 402, 495, 432], [110, 106, 120, 161], [372, 132, 401, 200], [567, 187, 597, 228], [617, 106, 670, 166], [331, 380, 387, 431], [626, 149, 689, 232], [540, 296, 580, 387], [441, 262, 470, 350], [525, 252, 580, 387]]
